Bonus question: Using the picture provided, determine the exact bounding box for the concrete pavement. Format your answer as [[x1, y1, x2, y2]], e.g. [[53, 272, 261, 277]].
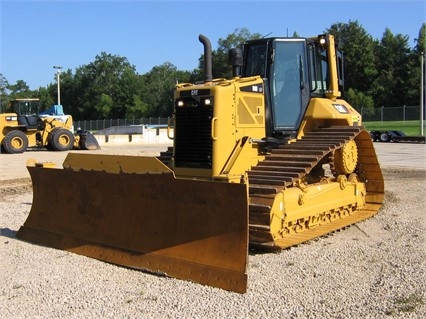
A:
[[373, 142, 426, 170]]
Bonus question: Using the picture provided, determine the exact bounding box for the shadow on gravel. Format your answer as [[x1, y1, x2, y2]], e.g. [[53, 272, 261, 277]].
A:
[[249, 247, 283, 256], [0, 227, 17, 238]]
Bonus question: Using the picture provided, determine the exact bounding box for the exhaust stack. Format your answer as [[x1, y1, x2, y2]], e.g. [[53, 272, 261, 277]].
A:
[[198, 34, 213, 82], [229, 48, 243, 77]]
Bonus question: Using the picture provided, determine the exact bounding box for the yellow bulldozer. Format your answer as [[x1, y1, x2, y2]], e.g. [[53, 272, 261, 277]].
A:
[[16, 34, 384, 293], [0, 98, 100, 153]]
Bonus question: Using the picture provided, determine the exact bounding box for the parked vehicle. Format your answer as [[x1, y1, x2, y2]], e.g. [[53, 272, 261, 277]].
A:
[[1, 99, 100, 153], [370, 130, 425, 143]]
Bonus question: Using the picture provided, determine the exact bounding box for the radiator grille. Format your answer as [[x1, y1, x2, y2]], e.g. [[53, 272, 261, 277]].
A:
[[174, 106, 213, 169]]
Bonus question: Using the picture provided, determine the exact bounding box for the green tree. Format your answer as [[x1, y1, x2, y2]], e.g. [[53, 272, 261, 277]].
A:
[[0, 73, 10, 111], [372, 28, 414, 107], [69, 52, 140, 119], [36, 86, 55, 111], [7, 80, 33, 99], [95, 93, 114, 117], [412, 24, 426, 109], [405, 24, 426, 107], [345, 88, 374, 114], [327, 20, 377, 97], [140, 62, 191, 117], [415, 23, 426, 53], [125, 94, 149, 119]]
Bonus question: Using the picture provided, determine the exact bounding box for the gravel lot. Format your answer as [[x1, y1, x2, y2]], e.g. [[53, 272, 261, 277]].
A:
[[1, 142, 425, 318]]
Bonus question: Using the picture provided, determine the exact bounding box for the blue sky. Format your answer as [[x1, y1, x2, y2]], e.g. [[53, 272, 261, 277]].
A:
[[1, 0, 425, 90]]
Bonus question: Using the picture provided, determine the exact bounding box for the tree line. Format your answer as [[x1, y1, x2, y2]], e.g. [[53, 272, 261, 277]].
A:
[[1, 21, 425, 120]]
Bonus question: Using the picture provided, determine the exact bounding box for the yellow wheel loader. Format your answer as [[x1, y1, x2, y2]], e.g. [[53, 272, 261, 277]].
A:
[[16, 34, 384, 293], [0, 99, 100, 153]]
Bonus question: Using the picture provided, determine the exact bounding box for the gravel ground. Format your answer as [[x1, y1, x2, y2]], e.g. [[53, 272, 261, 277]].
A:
[[0, 144, 425, 318]]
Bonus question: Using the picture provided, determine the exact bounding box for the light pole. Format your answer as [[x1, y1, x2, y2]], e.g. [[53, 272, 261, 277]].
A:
[[421, 52, 424, 136], [53, 66, 63, 105]]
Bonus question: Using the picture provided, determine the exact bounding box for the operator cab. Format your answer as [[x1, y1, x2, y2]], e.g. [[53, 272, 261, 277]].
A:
[[11, 99, 44, 130], [241, 36, 342, 138]]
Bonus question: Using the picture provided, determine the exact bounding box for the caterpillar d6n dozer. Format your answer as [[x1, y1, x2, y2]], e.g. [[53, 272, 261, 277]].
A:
[[16, 34, 384, 293]]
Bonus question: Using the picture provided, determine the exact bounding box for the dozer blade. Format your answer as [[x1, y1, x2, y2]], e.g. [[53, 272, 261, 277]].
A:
[[16, 153, 249, 293]]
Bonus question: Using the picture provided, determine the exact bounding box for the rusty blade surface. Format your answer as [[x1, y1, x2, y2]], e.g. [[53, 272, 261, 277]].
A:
[[17, 155, 249, 293]]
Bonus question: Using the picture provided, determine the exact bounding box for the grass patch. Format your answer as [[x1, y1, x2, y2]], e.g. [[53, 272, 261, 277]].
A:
[[363, 120, 425, 136]]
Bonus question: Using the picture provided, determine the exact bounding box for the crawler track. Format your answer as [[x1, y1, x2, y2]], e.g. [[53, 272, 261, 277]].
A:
[[158, 126, 384, 251], [247, 126, 384, 249]]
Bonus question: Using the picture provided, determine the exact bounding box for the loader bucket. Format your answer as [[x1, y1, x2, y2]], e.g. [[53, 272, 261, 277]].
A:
[[17, 153, 249, 293], [76, 131, 101, 150]]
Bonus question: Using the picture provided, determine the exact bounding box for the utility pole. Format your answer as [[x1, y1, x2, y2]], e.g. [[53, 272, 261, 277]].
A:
[[53, 66, 63, 105], [421, 53, 425, 136]]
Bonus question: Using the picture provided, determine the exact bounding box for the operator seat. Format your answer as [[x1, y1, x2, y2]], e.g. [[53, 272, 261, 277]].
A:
[[18, 115, 45, 130]]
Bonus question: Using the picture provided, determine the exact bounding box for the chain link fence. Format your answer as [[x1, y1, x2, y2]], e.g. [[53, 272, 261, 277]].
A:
[[74, 105, 424, 132], [361, 105, 423, 122]]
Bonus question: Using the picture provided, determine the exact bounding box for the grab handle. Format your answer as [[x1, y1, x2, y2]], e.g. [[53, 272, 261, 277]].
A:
[[167, 117, 174, 140], [211, 117, 218, 141]]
